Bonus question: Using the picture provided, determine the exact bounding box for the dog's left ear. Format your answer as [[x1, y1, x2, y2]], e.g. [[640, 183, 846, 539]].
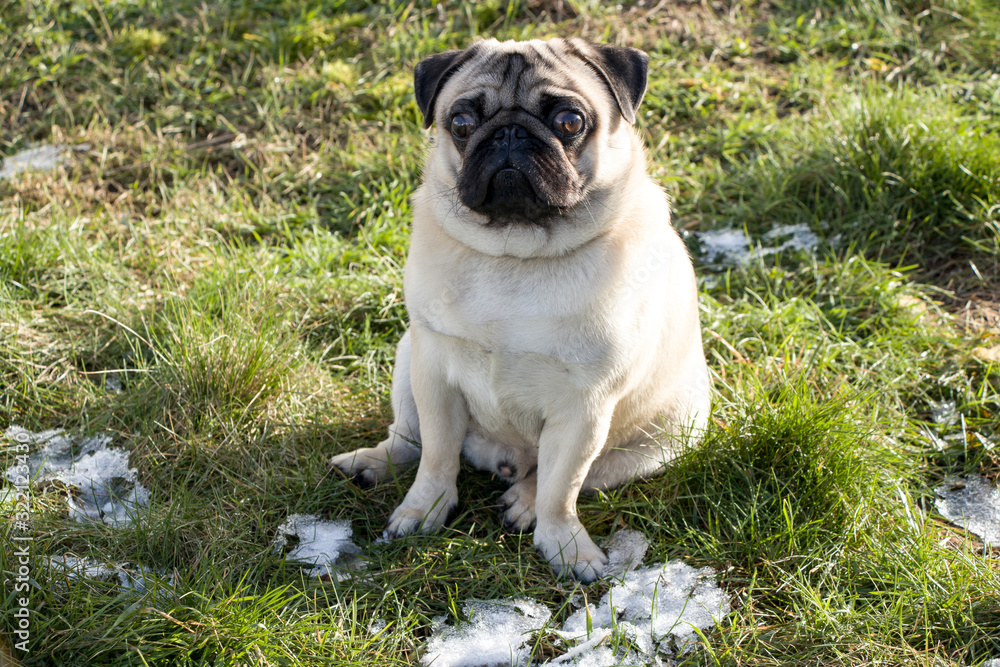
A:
[[574, 39, 650, 125], [414, 47, 477, 129]]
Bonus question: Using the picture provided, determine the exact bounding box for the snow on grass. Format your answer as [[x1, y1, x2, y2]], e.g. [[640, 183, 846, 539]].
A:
[[929, 400, 959, 427], [693, 223, 820, 266], [557, 560, 732, 662], [422, 599, 552, 667], [601, 528, 650, 579], [761, 223, 820, 254], [693, 228, 752, 265], [272, 513, 366, 579], [4, 426, 150, 527], [6, 427, 175, 600], [935, 475, 1000, 547], [0, 143, 89, 180], [5, 425, 729, 661], [0, 145, 66, 180], [420, 530, 732, 666], [46, 555, 173, 597]]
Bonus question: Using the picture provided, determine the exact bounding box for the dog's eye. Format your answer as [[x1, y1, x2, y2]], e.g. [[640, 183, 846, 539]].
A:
[[553, 110, 584, 137], [450, 113, 477, 141]]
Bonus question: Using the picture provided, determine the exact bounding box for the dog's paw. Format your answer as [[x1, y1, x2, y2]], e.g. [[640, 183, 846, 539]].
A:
[[535, 521, 608, 583], [385, 484, 458, 539], [329, 448, 392, 487], [498, 479, 536, 533]]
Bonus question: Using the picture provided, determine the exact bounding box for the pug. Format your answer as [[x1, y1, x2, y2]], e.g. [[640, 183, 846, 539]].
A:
[[330, 37, 710, 582]]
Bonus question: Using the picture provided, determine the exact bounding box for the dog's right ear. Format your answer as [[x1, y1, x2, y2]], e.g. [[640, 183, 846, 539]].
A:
[[414, 48, 474, 129]]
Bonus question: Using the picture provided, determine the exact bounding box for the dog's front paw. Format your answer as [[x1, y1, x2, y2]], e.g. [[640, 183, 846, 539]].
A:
[[498, 477, 536, 533], [535, 520, 608, 583], [385, 483, 458, 539], [329, 446, 396, 487]]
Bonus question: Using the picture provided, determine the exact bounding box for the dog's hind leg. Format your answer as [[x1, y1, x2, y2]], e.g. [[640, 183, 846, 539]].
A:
[[329, 330, 422, 486], [498, 469, 537, 533], [582, 434, 675, 492], [584, 400, 709, 492]]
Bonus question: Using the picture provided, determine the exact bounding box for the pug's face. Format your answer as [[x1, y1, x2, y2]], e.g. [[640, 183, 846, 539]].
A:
[[414, 38, 650, 257]]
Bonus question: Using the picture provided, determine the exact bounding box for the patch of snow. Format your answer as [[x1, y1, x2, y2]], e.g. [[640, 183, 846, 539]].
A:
[[935, 475, 1000, 546], [929, 400, 958, 427], [422, 598, 552, 667], [923, 426, 948, 452], [761, 223, 819, 254], [692, 223, 820, 266], [0, 143, 89, 180], [4, 426, 150, 527], [273, 513, 366, 578], [547, 635, 618, 666], [0, 145, 65, 180], [420, 531, 731, 666], [694, 228, 752, 265], [105, 373, 124, 393], [558, 561, 730, 657], [602, 529, 649, 579], [46, 555, 173, 597]]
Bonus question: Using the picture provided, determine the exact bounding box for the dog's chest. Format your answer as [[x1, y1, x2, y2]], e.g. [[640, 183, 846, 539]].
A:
[[427, 322, 602, 445], [414, 257, 617, 443]]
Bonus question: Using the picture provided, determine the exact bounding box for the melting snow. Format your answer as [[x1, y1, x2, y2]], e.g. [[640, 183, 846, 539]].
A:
[[935, 475, 1000, 547], [421, 529, 731, 666], [761, 223, 820, 254], [929, 400, 959, 427], [105, 372, 124, 393], [602, 527, 650, 579], [558, 561, 731, 660], [694, 228, 752, 265], [46, 555, 173, 596], [422, 599, 552, 667], [693, 223, 820, 266], [4, 426, 150, 527], [273, 513, 366, 578], [6, 426, 732, 661], [0, 143, 88, 180]]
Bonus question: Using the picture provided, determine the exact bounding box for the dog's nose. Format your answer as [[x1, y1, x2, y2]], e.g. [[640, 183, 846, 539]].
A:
[[492, 125, 531, 157], [493, 125, 530, 141]]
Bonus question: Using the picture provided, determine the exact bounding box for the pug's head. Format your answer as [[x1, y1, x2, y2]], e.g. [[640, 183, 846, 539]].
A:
[[414, 38, 651, 258]]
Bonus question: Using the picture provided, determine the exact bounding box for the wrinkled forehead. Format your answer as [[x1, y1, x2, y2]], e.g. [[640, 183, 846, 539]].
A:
[[438, 41, 610, 118]]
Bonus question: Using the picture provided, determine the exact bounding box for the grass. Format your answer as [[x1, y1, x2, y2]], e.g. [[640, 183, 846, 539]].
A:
[[1, 0, 999, 664]]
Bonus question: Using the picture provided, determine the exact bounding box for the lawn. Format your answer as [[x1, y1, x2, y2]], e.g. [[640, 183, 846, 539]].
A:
[[1, 0, 999, 664]]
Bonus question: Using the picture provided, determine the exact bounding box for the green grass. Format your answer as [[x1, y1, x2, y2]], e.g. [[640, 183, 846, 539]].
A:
[[2, 0, 1000, 664]]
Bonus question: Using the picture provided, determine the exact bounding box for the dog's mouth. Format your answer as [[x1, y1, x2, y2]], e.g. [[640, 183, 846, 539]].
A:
[[476, 167, 557, 223], [457, 123, 584, 224]]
